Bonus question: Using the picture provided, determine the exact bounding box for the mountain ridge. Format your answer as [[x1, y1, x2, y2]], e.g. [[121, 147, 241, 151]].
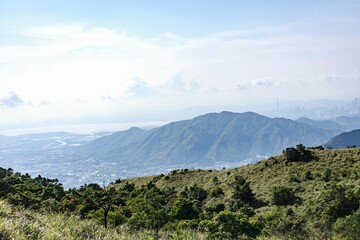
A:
[[296, 117, 344, 131], [85, 111, 338, 167], [324, 129, 360, 149]]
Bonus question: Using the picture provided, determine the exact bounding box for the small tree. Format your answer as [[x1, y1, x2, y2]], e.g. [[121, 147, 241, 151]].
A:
[[232, 176, 255, 204], [171, 198, 199, 220], [180, 184, 208, 202], [199, 210, 259, 238], [81, 184, 124, 228], [98, 187, 123, 228]]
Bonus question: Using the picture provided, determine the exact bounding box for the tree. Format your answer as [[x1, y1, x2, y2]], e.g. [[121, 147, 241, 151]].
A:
[[99, 187, 123, 228], [126, 185, 169, 234], [199, 210, 260, 238], [181, 184, 208, 202], [68, 183, 123, 228], [230, 176, 255, 210], [171, 198, 199, 220]]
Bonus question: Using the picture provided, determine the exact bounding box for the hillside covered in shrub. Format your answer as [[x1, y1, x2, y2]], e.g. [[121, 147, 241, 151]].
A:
[[1, 146, 359, 239]]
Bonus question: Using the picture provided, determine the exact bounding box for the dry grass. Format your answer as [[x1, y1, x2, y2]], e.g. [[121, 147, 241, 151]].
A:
[[117, 148, 360, 209], [0, 200, 207, 240]]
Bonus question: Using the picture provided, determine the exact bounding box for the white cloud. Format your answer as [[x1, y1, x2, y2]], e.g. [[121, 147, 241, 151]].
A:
[[0, 92, 26, 108], [159, 32, 183, 43], [188, 79, 201, 92], [235, 83, 249, 90], [162, 73, 188, 93], [0, 24, 180, 103], [39, 99, 51, 106], [252, 78, 282, 87], [318, 74, 343, 83], [235, 78, 283, 90], [124, 77, 159, 97], [0, 24, 163, 63], [124, 73, 201, 97], [0, 19, 359, 128]]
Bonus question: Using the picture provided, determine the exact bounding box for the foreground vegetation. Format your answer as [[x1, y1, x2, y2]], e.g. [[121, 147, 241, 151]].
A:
[[1, 146, 359, 239]]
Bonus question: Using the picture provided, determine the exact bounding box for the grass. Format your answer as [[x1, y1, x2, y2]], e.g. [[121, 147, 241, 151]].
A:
[[0, 200, 207, 240], [1, 148, 359, 239], [116, 148, 360, 211]]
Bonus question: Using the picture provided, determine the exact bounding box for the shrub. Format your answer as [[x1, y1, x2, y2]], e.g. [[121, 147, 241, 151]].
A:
[[171, 198, 199, 220], [210, 187, 224, 197], [181, 185, 208, 202], [232, 176, 255, 205], [212, 176, 220, 185], [288, 175, 301, 183], [302, 170, 313, 180], [199, 210, 260, 239], [270, 186, 297, 206], [205, 203, 225, 214], [333, 208, 360, 239], [322, 168, 332, 182]]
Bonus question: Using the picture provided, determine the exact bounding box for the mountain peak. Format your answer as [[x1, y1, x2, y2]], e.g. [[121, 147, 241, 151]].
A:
[[86, 111, 337, 167]]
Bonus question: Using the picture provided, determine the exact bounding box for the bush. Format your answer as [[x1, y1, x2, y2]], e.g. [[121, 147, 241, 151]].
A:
[[205, 203, 225, 214], [171, 198, 199, 220], [210, 187, 224, 197], [232, 176, 255, 206], [302, 170, 313, 180], [181, 185, 208, 202], [322, 168, 332, 182], [258, 209, 307, 239], [270, 186, 297, 206], [212, 176, 220, 185], [319, 183, 359, 224], [199, 210, 260, 239], [333, 208, 360, 239]]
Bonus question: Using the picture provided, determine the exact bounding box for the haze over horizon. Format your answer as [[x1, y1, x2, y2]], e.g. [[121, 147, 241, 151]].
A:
[[1, 1, 359, 132]]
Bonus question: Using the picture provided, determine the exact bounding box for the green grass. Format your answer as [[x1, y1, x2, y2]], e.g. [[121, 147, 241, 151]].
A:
[[1, 148, 359, 239], [117, 148, 360, 205], [0, 200, 207, 240]]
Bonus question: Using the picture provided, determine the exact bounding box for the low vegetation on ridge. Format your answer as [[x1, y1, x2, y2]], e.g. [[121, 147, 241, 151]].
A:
[[1, 146, 359, 239]]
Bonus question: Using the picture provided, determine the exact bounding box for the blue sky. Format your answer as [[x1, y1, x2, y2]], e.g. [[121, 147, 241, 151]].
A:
[[1, 1, 357, 37], [0, 0, 359, 130]]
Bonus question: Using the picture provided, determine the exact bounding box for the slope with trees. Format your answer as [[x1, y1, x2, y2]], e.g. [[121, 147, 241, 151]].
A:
[[0, 147, 359, 239]]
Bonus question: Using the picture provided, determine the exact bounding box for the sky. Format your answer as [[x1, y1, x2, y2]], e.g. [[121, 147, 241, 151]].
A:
[[0, 0, 360, 131]]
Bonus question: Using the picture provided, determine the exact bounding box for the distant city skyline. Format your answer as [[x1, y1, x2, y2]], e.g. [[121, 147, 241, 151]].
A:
[[1, 1, 359, 130]]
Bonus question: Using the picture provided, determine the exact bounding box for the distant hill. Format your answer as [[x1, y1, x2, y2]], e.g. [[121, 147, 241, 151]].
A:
[[85, 111, 338, 167], [296, 117, 344, 131], [334, 115, 360, 131], [324, 129, 360, 149]]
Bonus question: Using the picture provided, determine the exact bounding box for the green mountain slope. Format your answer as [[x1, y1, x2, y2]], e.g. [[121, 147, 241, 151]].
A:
[[1, 147, 359, 239], [85, 112, 338, 167], [118, 148, 360, 204]]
